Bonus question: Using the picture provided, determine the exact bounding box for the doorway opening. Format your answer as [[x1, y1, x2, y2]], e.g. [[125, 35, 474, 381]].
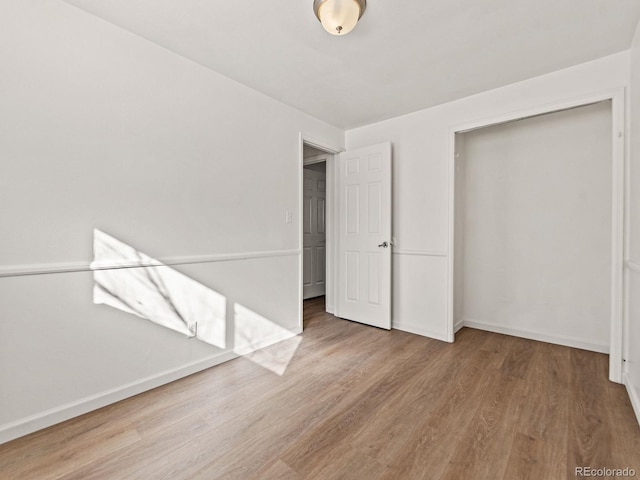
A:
[[299, 139, 394, 333], [454, 100, 612, 349], [448, 89, 625, 383], [301, 142, 336, 330], [303, 145, 328, 301]]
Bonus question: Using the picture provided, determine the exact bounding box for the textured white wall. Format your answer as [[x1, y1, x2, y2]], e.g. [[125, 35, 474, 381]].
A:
[[346, 52, 629, 341], [457, 102, 612, 351], [0, 0, 342, 442]]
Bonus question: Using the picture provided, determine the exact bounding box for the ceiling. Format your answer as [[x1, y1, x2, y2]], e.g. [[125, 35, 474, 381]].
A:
[[62, 0, 640, 130]]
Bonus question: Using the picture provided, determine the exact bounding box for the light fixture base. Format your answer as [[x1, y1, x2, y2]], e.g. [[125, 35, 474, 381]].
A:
[[313, 0, 367, 35]]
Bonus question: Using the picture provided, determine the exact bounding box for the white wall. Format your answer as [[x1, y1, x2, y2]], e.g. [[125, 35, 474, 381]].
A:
[[0, 0, 343, 443], [456, 102, 612, 352], [346, 51, 629, 341], [626, 19, 640, 423]]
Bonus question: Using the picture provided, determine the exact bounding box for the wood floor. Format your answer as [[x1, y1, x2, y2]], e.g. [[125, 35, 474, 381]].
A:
[[1, 297, 639, 480]]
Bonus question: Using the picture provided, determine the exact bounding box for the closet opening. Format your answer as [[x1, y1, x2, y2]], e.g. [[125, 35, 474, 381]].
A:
[[452, 98, 622, 380]]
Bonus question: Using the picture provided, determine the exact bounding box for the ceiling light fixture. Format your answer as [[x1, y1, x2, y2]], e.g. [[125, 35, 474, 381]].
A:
[[313, 0, 366, 36]]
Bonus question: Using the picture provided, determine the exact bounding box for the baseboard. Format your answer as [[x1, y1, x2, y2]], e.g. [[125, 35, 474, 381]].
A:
[[462, 318, 609, 354], [454, 319, 465, 333], [392, 321, 450, 343], [623, 372, 640, 426], [0, 350, 238, 445]]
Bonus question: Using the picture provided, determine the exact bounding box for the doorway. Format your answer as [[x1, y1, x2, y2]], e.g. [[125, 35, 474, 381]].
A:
[[303, 150, 327, 300], [454, 100, 612, 350], [299, 139, 394, 333], [301, 143, 335, 319], [448, 89, 625, 382]]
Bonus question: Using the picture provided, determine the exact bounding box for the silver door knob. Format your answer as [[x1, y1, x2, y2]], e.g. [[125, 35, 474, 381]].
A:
[[378, 241, 389, 248]]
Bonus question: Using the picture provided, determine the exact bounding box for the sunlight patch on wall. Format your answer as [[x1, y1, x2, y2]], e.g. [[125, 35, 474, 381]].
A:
[[92, 229, 226, 349]]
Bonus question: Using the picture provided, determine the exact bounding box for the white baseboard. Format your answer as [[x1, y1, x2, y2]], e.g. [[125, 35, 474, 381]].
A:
[[623, 372, 640, 427], [0, 350, 238, 445], [462, 318, 609, 354], [392, 321, 450, 343], [454, 319, 465, 333]]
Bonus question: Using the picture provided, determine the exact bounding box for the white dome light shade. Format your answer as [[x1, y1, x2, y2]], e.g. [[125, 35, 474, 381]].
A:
[[313, 0, 366, 36]]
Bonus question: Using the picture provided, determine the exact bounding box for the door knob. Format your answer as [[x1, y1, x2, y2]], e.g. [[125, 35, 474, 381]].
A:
[[378, 241, 389, 248]]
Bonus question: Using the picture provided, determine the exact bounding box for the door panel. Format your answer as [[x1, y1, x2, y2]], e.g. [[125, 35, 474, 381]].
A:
[[303, 247, 312, 287], [346, 251, 360, 301], [303, 196, 312, 234], [346, 185, 360, 234], [337, 142, 392, 329], [317, 198, 326, 234], [368, 183, 381, 234], [315, 247, 326, 284], [368, 253, 381, 305]]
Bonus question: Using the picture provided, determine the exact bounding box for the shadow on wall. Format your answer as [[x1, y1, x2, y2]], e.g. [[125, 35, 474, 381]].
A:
[[91, 229, 300, 375]]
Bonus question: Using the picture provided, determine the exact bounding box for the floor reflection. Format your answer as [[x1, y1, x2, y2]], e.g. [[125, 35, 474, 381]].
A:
[[234, 303, 301, 375]]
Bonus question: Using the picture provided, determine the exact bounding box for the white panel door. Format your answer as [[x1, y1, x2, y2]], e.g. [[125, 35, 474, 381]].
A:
[[337, 142, 392, 329], [303, 167, 327, 299]]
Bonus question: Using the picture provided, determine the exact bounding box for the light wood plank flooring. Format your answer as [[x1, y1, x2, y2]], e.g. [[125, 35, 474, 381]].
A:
[[1, 297, 639, 479]]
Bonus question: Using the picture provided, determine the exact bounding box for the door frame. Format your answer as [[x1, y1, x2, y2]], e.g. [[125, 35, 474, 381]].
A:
[[298, 134, 344, 333], [302, 155, 328, 301], [446, 87, 626, 383]]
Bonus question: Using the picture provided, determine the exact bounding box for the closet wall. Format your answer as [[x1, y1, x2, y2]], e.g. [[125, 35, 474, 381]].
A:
[[454, 101, 612, 352]]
